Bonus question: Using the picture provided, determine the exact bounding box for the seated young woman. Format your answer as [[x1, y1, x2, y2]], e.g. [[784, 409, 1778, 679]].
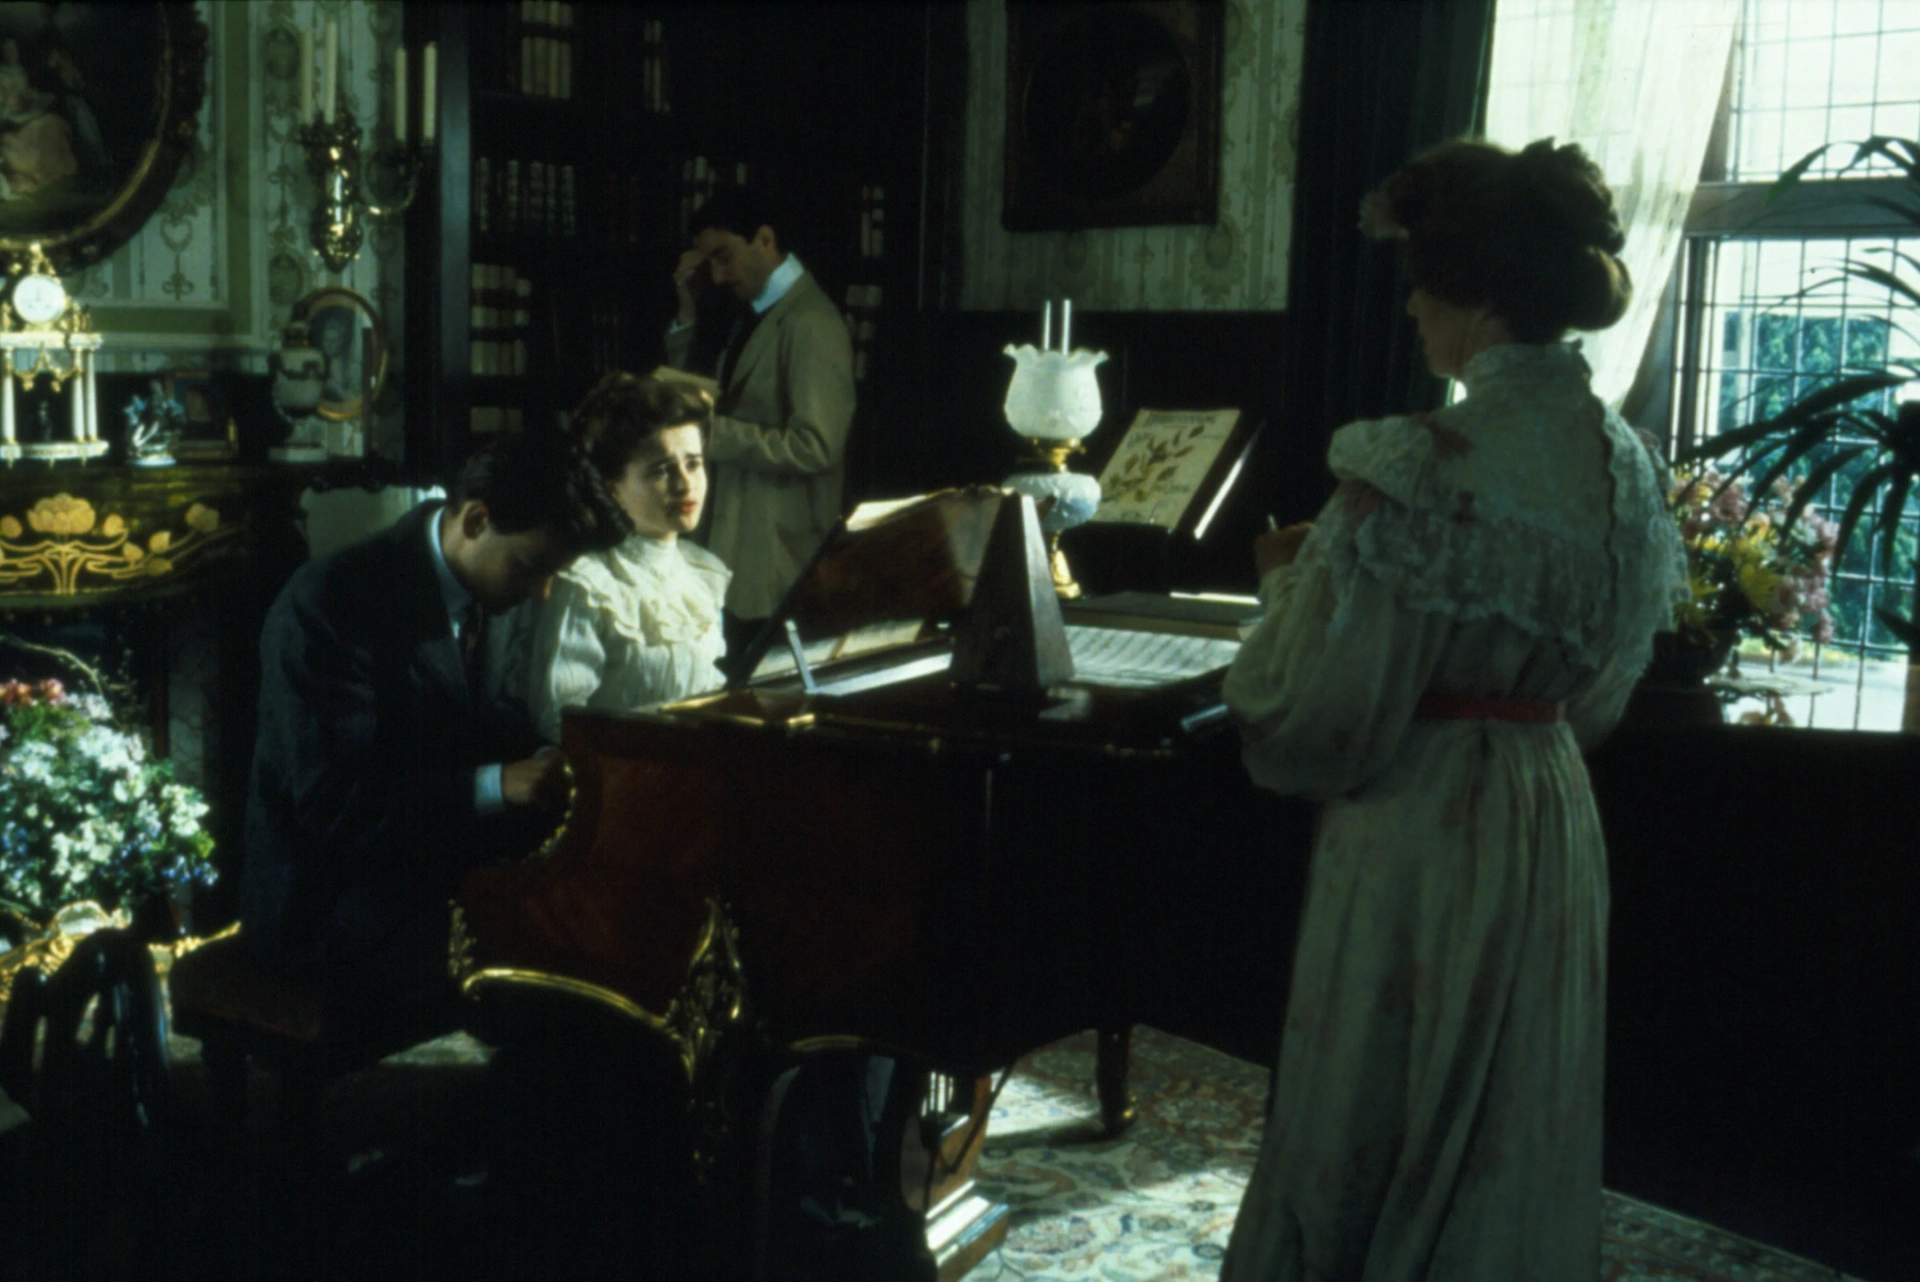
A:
[[522, 372, 730, 740]]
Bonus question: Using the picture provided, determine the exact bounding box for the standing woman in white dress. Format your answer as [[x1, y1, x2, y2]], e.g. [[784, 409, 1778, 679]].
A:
[[1219, 139, 1689, 1281], [523, 372, 732, 740]]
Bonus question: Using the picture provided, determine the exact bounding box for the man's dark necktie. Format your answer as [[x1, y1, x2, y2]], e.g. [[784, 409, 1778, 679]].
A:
[[460, 601, 488, 697], [717, 308, 763, 389]]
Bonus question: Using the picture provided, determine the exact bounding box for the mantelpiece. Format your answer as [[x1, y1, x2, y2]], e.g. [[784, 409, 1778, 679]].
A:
[[0, 465, 338, 614]]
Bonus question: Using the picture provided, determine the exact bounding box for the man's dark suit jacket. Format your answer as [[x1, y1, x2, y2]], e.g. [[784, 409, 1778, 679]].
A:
[[242, 502, 542, 1008]]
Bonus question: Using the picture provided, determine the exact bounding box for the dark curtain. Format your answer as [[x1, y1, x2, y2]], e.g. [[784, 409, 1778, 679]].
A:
[[1260, 0, 1495, 520]]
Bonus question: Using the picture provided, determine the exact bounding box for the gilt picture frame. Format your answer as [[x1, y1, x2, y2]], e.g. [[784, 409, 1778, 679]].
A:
[[0, 1, 208, 273], [1003, 0, 1223, 232]]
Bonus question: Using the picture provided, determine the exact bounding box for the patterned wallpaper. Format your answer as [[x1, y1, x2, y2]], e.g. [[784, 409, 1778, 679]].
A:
[[958, 0, 1307, 313], [70, 0, 405, 451]]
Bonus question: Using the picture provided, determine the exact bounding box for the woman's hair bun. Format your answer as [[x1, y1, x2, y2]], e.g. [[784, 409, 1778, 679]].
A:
[[1361, 136, 1632, 340], [1514, 138, 1626, 255]]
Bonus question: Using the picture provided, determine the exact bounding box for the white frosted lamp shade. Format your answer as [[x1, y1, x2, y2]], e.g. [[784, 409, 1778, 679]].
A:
[[1004, 344, 1107, 441]]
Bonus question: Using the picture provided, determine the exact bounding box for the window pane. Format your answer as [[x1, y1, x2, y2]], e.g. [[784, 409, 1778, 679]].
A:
[[1683, 237, 1920, 677], [1730, 0, 1920, 178]]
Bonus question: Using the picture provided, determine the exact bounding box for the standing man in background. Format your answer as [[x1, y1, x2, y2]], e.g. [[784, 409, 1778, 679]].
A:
[[666, 185, 855, 658]]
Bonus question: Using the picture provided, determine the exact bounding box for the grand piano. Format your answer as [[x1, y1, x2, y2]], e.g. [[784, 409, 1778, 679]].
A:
[[454, 488, 1310, 1279]]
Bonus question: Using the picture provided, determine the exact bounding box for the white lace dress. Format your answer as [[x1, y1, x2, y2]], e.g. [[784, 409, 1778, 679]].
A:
[[522, 533, 731, 741], [1219, 344, 1688, 1282]]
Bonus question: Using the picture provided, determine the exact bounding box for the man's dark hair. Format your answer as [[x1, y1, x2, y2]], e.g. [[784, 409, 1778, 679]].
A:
[[448, 430, 631, 551], [688, 185, 782, 249]]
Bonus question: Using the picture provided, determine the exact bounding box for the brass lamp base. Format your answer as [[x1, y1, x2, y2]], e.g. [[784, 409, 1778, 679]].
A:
[[1048, 533, 1081, 599]]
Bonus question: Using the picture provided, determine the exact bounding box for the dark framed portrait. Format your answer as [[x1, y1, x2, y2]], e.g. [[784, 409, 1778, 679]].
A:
[[0, 1, 208, 272], [165, 368, 235, 461], [1003, 0, 1223, 232]]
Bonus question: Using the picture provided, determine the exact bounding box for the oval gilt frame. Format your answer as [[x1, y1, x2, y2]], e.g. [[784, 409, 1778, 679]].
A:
[[292, 286, 389, 423], [0, 1, 209, 274]]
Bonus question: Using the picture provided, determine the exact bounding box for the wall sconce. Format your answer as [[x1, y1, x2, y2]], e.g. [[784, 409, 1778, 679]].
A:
[[296, 21, 437, 273]]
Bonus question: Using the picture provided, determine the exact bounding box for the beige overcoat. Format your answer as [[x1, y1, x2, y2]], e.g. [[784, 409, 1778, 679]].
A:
[[666, 269, 855, 619]]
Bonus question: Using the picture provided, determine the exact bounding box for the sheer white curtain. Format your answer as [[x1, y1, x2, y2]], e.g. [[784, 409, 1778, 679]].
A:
[[1485, 0, 1740, 407]]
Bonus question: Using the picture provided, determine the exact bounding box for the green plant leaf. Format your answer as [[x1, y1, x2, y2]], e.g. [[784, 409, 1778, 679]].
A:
[[1839, 262, 1920, 310], [1781, 444, 1870, 531], [1748, 420, 1853, 506], [1872, 470, 1914, 563], [1875, 606, 1920, 652], [1833, 459, 1907, 562], [1766, 143, 1834, 202], [1676, 371, 1910, 463]]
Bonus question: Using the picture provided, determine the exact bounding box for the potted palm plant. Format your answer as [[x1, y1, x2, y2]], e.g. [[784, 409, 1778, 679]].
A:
[[1675, 136, 1920, 727]]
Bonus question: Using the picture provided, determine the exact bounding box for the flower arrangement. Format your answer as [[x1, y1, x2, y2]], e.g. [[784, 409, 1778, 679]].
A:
[[1668, 465, 1839, 662], [0, 677, 215, 925]]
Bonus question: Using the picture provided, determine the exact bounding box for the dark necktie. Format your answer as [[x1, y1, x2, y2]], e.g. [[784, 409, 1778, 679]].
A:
[[460, 600, 488, 696], [718, 308, 762, 389]]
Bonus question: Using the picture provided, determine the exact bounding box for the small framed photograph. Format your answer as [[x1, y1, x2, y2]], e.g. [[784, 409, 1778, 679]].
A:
[[165, 370, 237, 461]]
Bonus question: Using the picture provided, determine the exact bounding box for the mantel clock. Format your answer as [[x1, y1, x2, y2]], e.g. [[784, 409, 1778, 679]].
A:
[[0, 245, 104, 466]]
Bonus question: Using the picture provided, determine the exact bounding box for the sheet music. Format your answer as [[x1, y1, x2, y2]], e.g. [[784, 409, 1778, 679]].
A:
[[1065, 626, 1240, 689]]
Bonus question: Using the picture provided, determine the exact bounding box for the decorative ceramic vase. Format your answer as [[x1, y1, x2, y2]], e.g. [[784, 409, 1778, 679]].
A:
[[270, 323, 330, 462], [272, 324, 327, 414], [1003, 343, 1108, 598], [1627, 629, 1735, 726], [1644, 628, 1737, 686]]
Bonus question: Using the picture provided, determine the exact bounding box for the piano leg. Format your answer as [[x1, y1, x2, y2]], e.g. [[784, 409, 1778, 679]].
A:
[[1096, 1025, 1137, 1135], [915, 1074, 1011, 1281]]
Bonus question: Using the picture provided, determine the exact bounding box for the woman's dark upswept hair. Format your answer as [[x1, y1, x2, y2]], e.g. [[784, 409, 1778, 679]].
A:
[[566, 371, 713, 483], [1361, 137, 1632, 342]]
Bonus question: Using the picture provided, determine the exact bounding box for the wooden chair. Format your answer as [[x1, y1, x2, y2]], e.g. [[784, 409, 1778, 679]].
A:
[[0, 927, 171, 1139], [166, 929, 405, 1148]]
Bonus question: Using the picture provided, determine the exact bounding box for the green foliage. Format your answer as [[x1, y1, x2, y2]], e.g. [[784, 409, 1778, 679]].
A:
[[1677, 135, 1920, 652]]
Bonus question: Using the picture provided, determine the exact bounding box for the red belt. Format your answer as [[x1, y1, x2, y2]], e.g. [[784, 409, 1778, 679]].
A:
[[1415, 693, 1565, 723]]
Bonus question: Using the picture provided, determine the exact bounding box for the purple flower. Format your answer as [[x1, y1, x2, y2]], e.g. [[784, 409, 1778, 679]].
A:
[[1708, 483, 1750, 526]]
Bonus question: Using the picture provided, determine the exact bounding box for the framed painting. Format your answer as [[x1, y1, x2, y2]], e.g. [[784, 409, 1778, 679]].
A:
[[1003, 0, 1223, 231], [165, 368, 235, 461], [0, 1, 208, 272]]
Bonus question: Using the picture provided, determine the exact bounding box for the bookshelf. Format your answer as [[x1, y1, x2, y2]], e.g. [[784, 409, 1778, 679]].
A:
[[402, 2, 944, 492]]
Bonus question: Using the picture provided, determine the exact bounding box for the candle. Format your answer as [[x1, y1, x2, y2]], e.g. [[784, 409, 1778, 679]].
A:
[[422, 43, 437, 144], [393, 46, 407, 143], [1041, 300, 1051, 352], [322, 20, 338, 125], [1061, 298, 1071, 351], [299, 28, 313, 122]]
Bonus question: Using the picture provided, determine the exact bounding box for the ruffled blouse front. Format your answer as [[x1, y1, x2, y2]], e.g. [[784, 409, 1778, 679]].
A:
[[523, 533, 731, 741]]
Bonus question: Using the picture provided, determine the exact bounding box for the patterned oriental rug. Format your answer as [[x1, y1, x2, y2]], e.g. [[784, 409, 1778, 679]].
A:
[[966, 1028, 1868, 1282]]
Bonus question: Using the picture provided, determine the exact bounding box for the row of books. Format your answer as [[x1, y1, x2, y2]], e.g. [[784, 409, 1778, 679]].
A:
[[510, 0, 575, 99], [470, 263, 531, 377], [858, 186, 886, 260], [468, 263, 531, 331], [679, 156, 752, 239], [469, 406, 527, 435], [474, 157, 578, 239], [639, 20, 670, 115], [842, 284, 882, 383]]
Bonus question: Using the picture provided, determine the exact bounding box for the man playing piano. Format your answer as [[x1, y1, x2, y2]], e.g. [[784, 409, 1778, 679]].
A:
[[241, 430, 630, 1046]]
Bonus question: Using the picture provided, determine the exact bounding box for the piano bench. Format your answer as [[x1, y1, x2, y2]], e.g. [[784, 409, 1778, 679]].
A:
[[167, 932, 370, 1145]]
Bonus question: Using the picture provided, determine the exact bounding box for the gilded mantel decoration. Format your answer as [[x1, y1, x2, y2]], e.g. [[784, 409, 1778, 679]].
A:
[[0, 465, 317, 612], [0, 491, 230, 597]]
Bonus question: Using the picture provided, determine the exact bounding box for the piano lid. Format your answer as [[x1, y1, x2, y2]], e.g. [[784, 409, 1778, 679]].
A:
[[725, 487, 1075, 694]]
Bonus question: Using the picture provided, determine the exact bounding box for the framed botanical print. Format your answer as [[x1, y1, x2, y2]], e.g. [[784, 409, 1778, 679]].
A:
[[1003, 0, 1223, 232]]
